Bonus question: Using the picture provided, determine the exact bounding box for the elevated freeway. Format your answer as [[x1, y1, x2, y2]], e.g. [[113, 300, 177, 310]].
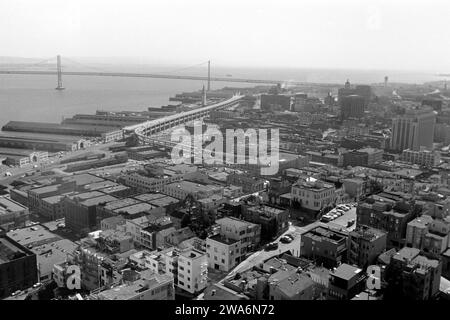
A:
[[125, 95, 245, 141]]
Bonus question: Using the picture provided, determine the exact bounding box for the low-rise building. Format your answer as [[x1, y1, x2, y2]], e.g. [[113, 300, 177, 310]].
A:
[[327, 263, 366, 300], [163, 180, 223, 200], [174, 248, 208, 294], [64, 193, 117, 235], [384, 247, 441, 300], [291, 177, 336, 213], [226, 173, 265, 194], [95, 269, 174, 300], [242, 204, 289, 240], [206, 233, 242, 272], [300, 226, 348, 268], [268, 269, 315, 300], [356, 192, 418, 248], [401, 149, 440, 167], [0, 196, 29, 231], [0, 235, 38, 299], [347, 226, 387, 268]]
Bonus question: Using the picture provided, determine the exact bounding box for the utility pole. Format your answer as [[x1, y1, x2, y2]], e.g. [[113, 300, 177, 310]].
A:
[[55, 55, 65, 90], [207, 60, 211, 91]]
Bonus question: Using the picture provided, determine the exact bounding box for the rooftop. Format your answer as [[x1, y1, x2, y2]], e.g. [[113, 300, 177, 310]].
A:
[[303, 226, 347, 244], [0, 196, 27, 215], [100, 198, 141, 211], [62, 173, 105, 186], [133, 193, 166, 202], [0, 236, 31, 263], [293, 177, 334, 191], [7, 225, 61, 249], [97, 270, 173, 300], [331, 263, 363, 281], [350, 226, 386, 241], [269, 269, 314, 298], [113, 202, 155, 216], [147, 195, 179, 208], [81, 195, 117, 207], [216, 217, 258, 230], [393, 168, 423, 179], [208, 233, 239, 245], [166, 180, 220, 194], [180, 248, 206, 260]]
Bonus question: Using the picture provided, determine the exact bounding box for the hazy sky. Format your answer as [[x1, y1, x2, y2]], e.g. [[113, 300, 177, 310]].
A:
[[1, 0, 449, 71]]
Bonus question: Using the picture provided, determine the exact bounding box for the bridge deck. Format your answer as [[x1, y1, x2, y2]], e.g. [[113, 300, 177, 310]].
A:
[[0, 70, 339, 87]]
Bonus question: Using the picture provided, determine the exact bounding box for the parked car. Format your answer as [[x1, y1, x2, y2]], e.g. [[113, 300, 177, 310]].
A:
[[264, 242, 279, 251], [285, 234, 295, 240]]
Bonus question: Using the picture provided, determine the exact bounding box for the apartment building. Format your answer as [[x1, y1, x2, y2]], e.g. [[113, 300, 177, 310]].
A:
[[300, 226, 348, 268], [401, 149, 440, 167], [206, 217, 261, 272], [95, 269, 174, 300], [347, 226, 387, 268], [291, 177, 336, 213]]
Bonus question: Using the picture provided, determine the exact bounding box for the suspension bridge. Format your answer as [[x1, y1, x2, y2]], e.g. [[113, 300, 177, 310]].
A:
[[0, 55, 302, 90]]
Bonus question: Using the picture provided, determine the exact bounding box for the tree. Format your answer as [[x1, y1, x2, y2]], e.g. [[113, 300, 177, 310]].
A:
[[180, 213, 191, 228]]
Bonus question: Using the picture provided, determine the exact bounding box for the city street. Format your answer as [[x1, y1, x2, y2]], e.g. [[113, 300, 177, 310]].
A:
[[225, 221, 320, 280], [224, 204, 357, 280]]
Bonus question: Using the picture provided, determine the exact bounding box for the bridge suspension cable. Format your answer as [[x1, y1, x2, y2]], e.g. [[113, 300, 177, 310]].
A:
[[61, 57, 110, 73], [0, 57, 55, 70], [152, 61, 210, 75]]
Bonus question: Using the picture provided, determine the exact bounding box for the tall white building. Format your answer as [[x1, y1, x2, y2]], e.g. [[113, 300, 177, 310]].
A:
[[390, 107, 436, 152], [161, 247, 208, 295], [129, 247, 208, 295], [177, 248, 208, 294]]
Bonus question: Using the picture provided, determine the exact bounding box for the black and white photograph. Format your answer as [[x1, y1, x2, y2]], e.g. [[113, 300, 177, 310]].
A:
[[0, 0, 449, 314]]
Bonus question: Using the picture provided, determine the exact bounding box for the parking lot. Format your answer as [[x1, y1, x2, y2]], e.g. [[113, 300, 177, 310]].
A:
[[321, 203, 357, 232]]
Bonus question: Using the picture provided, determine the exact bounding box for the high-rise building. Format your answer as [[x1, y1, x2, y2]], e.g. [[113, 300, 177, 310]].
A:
[[338, 80, 372, 106], [340, 95, 366, 119], [390, 107, 436, 152]]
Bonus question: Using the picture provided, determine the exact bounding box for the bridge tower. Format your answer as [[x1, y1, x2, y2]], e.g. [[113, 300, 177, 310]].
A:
[[55, 55, 65, 90], [202, 85, 206, 106], [207, 60, 210, 91]]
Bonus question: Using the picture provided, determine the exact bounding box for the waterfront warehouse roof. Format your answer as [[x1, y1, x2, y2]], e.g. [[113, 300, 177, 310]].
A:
[[2, 121, 120, 135]]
